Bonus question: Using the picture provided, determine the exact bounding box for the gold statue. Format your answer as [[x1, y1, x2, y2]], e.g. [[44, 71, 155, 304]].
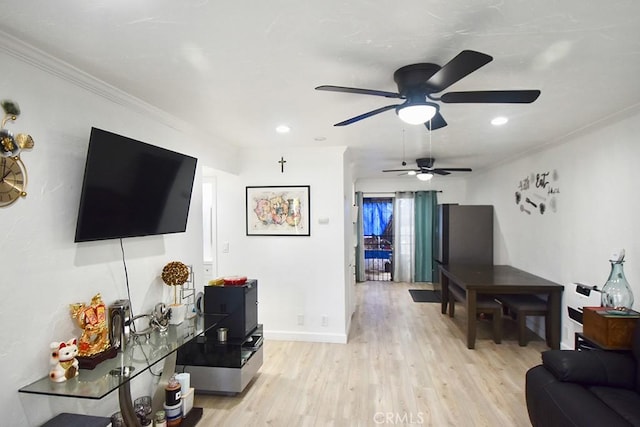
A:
[[70, 294, 111, 357]]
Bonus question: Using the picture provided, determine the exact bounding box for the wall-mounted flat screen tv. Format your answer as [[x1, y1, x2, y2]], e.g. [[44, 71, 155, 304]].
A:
[[74, 127, 198, 242]]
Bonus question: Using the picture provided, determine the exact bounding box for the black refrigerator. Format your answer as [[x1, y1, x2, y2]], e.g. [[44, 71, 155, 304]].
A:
[[433, 204, 494, 282]]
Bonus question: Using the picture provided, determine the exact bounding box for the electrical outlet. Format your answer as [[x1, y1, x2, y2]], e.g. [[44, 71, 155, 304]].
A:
[[321, 315, 328, 327], [297, 314, 304, 326]]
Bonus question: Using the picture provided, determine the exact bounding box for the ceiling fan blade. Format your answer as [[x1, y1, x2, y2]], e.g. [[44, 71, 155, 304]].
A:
[[435, 167, 473, 172], [426, 50, 493, 92], [315, 85, 401, 99], [424, 112, 447, 130], [382, 168, 420, 173], [334, 104, 399, 126], [430, 169, 451, 176], [440, 90, 541, 103]]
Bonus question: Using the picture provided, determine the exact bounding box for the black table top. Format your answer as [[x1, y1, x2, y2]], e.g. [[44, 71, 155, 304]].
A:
[[439, 264, 564, 292]]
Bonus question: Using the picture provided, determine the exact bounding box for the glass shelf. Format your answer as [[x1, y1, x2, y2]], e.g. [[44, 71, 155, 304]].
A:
[[19, 313, 227, 400]]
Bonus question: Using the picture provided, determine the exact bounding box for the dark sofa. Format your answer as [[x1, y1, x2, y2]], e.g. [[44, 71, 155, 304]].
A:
[[526, 324, 640, 427]]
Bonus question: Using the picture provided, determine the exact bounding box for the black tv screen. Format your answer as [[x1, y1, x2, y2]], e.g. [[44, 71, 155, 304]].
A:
[[74, 127, 198, 242]]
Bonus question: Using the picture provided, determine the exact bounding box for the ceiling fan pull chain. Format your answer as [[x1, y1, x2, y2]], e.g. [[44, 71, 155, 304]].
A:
[[402, 129, 406, 166]]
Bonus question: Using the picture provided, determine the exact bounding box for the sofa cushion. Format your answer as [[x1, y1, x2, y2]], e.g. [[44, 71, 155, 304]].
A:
[[590, 386, 640, 426], [526, 365, 633, 427], [542, 350, 636, 389]]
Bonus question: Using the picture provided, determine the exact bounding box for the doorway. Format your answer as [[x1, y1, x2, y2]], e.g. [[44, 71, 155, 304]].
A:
[[362, 197, 393, 281]]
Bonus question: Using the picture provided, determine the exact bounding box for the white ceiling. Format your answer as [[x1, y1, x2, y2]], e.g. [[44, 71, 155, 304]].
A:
[[2, 0, 640, 179]]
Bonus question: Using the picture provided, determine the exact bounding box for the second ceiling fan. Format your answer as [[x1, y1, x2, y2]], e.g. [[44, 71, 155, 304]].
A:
[[316, 50, 540, 130], [383, 157, 472, 180]]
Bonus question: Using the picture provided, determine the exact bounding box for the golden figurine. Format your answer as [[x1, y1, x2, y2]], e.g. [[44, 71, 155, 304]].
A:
[[70, 294, 111, 357]]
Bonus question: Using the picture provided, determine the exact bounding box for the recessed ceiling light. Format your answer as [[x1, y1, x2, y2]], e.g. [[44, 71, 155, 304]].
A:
[[314, 136, 326, 141], [276, 125, 290, 133], [491, 116, 508, 126]]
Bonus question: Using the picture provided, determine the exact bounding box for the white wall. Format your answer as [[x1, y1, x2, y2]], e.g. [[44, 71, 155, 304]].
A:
[[465, 108, 640, 348], [0, 41, 238, 425], [343, 150, 357, 337], [213, 146, 350, 343]]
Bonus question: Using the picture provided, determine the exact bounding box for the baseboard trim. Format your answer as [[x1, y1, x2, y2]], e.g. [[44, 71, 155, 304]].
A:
[[264, 330, 348, 344]]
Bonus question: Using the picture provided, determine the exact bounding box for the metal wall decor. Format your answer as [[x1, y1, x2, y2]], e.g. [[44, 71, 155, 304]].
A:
[[515, 169, 560, 215], [0, 100, 34, 207]]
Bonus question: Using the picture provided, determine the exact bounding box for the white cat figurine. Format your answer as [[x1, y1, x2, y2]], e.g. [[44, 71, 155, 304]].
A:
[[49, 338, 79, 382]]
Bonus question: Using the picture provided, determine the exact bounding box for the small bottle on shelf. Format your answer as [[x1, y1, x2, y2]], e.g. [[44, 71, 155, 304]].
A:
[[154, 410, 167, 427]]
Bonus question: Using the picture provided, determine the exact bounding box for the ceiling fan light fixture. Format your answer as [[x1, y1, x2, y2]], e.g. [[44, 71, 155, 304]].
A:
[[407, 170, 417, 176], [416, 172, 433, 181], [396, 102, 437, 125]]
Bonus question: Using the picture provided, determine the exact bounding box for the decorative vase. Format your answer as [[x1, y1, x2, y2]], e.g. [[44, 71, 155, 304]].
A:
[[601, 260, 634, 312]]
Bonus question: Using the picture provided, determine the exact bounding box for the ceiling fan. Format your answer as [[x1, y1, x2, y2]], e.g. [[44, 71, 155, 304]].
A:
[[316, 50, 540, 130], [383, 157, 472, 180]]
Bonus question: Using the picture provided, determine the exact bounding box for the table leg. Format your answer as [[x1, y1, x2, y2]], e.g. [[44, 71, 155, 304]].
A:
[[152, 351, 178, 415], [118, 379, 141, 427], [547, 291, 561, 349], [466, 289, 477, 349], [113, 350, 178, 426], [441, 273, 449, 315]]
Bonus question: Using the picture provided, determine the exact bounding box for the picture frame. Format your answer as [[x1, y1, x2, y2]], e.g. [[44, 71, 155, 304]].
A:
[[246, 185, 311, 236]]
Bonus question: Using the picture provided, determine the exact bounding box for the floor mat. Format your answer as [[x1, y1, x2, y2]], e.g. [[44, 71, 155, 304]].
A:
[[409, 289, 441, 303]]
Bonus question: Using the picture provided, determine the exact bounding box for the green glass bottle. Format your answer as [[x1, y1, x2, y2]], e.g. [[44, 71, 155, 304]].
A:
[[601, 260, 634, 312]]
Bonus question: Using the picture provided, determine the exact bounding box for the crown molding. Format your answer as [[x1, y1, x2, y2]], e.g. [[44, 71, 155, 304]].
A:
[[0, 29, 191, 133]]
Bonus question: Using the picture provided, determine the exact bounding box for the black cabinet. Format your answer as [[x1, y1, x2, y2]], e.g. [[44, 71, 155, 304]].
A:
[[177, 326, 263, 369], [574, 332, 631, 353], [204, 280, 258, 339], [176, 280, 263, 394], [434, 204, 494, 266]]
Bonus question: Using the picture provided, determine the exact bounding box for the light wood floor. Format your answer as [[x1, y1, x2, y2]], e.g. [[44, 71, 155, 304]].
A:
[[196, 281, 547, 426]]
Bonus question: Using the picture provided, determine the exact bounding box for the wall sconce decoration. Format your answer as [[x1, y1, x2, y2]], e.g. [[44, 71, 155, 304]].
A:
[[1, 100, 35, 207]]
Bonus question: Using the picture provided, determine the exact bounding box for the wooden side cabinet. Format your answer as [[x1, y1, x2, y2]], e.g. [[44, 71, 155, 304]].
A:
[[582, 306, 639, 349]]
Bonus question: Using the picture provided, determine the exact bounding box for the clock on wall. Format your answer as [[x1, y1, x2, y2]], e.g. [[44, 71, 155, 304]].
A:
[[0, 100, 34, 208], [0, 155, 27, 206]]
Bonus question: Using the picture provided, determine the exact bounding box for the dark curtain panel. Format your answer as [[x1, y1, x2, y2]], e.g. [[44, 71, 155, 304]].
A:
[[414, 191, 437, 282]]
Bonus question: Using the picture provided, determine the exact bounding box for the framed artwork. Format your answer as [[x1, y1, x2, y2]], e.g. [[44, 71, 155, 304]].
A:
[[246, 185, 310, 236]]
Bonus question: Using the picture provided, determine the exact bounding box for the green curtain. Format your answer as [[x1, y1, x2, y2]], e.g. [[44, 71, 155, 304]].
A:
[[414, 191, 437, 282]]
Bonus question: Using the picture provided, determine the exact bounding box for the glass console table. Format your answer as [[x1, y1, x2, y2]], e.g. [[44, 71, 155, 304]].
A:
[[20, 313, 227, 427]]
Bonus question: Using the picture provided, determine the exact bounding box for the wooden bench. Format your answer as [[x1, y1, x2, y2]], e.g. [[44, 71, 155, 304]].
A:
[[448, 284, 503, 344], [497, 294, 548, 346]]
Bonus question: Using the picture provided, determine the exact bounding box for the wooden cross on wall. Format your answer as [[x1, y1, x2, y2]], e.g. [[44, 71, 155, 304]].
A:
[[278, 156, 287, 173]]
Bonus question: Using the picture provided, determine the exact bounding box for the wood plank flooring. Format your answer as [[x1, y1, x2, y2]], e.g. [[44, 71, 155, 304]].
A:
[[195, 281, 547, 426]]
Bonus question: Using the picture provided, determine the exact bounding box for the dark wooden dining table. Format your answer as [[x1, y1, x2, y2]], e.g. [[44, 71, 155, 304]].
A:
[[438, 264, 564, 349]]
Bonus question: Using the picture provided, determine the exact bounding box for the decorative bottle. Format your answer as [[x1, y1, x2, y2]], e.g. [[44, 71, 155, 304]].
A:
[[154, 410, 166, 427], [601, 256, 634, 312]]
